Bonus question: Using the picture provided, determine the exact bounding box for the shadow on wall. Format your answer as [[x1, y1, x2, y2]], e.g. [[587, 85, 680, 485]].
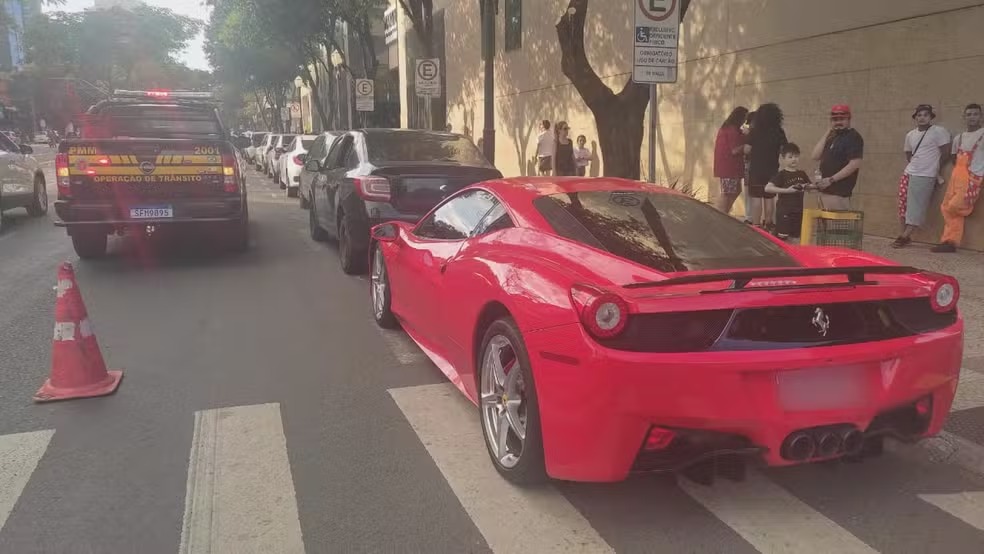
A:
[[441, 1, 764, 196]]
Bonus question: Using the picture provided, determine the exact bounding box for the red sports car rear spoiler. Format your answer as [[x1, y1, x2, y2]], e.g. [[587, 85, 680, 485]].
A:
[[623, 266, 922, 291]]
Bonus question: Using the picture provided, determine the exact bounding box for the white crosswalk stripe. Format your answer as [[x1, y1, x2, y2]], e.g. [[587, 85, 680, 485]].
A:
[[920, 492, 984, 532], [390, 383, 614, 553], [179, 403, 305, 554], [679, 473, 877, 553], [0, 430, 54, 534]]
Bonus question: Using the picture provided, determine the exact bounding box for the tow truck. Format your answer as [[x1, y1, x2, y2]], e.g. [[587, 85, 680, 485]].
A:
[[53, 90, 249, 258]]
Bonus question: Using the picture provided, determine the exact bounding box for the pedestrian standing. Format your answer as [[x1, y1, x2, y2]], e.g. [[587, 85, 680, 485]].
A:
[[893, 104, 951, 248], [812, 105, 864, 211], [714, 106, 749, 214], [741, 110, 755, 223], [932, 103, 984, 253], [574, 135, 591, 176], [764, 143, 812, 241], [552, 121, 577, 177], [744, 103, 787, 230], [535, 120, 555, 176]]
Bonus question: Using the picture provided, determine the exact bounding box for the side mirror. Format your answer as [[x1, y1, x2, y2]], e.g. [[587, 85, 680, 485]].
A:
[[371, 223, 400, 243], [20, 144, 33, 155], [303, 159, 322, 173], [298, 153, 307, 162]]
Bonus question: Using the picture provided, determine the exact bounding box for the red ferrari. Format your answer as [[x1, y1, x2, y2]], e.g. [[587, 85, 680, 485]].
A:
[[368, 178, 962, 485]]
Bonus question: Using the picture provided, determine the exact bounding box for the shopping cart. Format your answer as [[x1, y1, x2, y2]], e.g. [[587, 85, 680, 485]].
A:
[[799, 190, 864, 250]]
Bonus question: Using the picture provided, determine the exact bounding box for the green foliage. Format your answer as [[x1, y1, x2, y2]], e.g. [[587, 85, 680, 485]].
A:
[[23, 6, 204, 90]]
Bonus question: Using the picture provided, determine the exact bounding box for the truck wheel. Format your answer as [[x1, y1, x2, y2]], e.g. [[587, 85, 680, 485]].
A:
[[226, 207, 250, 253], [27, 176, 48, 217], [72, 230, 108, 259]]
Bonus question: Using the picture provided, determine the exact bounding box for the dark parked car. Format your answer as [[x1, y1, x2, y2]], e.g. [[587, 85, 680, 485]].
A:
[[306, 129, 502, 274]]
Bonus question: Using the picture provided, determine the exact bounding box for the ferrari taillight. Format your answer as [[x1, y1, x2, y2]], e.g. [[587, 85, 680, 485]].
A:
[[928, 275, 959, 313], [570, 284, 629, 339], [55, 153, 71, 199]]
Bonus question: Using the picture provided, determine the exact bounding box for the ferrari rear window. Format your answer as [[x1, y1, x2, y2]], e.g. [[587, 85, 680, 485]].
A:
[[533, 191, 798, 273]]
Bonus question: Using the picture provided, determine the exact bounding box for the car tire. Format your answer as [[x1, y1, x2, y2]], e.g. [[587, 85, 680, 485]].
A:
[[225, 204, 250, 253], [27, 176, 48, 217], [309, 200, 329, 242], [72, 230, 108, 259], [287, 186, 298, 198], [370, 244, 398, 329], [338, 212, 367, 275], [478, 318, 547, 486]]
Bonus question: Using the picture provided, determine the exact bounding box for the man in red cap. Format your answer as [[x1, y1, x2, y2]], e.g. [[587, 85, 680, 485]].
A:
[[811, 105, 864, 210]]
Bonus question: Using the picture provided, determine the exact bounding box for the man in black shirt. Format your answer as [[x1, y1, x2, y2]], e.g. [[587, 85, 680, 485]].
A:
[[811, 105, 864, 211]]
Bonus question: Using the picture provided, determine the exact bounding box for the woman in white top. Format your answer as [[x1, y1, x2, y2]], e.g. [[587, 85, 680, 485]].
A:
[[574, 135, 591, 176], [893, 104, 951, 248]]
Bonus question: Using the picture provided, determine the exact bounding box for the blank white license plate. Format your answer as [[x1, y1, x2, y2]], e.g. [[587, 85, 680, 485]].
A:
[[130, 206, 173, 219], [777, 365, 867, 411]]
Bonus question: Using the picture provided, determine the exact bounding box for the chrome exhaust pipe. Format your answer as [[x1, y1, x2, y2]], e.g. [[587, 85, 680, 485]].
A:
[[782, 432, 816, 461], [817, 433, 842, 458], [842, 430, 864, 456]]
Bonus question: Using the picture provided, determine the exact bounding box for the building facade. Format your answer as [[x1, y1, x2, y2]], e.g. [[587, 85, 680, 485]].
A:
[[391, 0, 984, 250]]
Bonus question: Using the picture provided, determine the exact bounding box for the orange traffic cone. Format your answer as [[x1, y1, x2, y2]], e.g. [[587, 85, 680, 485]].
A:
[[34, 262, 123, 403]]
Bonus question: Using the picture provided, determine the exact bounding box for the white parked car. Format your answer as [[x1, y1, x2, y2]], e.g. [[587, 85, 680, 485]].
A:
[[266, 134, 295, 180], [278, 134, 317, 197], [246, 132, 267, 164], [256, 133, 275, 172]]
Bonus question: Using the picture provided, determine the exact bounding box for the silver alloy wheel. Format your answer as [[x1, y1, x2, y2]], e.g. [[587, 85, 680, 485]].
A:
[[371, 247, 386, 319], [38, 183, 48, 211], [481, 335, 527, 469]]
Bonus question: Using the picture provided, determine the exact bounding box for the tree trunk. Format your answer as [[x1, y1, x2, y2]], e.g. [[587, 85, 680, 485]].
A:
[[300, 47, 331, 131], [252, 90, 272, 130], [556, 0, 649, 180]]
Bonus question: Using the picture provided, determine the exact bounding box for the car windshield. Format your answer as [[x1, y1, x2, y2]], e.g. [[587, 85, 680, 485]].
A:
[[89, 105, 223, 139], [365, 132, 491, 166], [534, 191, 798, 273], [301, 139, 314, 150]]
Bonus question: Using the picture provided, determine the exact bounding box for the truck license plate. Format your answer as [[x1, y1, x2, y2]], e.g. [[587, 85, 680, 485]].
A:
[[130, 206, 173, 219]]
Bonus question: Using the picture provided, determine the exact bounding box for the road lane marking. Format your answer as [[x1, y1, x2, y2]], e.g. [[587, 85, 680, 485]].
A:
[[0, 430, 54, 533], [389, 384, 614, 553], [679, 472, 877, 554], [952, 368, 984, 411], [920, 492, 984, 531], [179, 404, 305, 554], [379, 329, 427, 364]]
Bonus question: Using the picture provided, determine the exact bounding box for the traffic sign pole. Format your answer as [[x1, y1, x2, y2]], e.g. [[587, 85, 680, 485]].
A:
[[633, 0, 681, 183], [649, 85, 657, 184]]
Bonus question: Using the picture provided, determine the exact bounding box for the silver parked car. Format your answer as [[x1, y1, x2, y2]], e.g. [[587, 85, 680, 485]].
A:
[[0, 133, 46, 233]]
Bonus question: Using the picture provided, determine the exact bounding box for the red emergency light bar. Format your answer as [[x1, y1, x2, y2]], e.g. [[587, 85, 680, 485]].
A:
[[112, 89, 216, 100]]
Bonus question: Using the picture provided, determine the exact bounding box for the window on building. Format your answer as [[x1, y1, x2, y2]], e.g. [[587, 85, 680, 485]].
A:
[[505, 0, 522, 52]]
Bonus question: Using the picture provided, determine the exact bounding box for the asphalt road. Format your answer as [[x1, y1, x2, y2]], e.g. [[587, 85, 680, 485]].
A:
[[2, 150, 984, 553]]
